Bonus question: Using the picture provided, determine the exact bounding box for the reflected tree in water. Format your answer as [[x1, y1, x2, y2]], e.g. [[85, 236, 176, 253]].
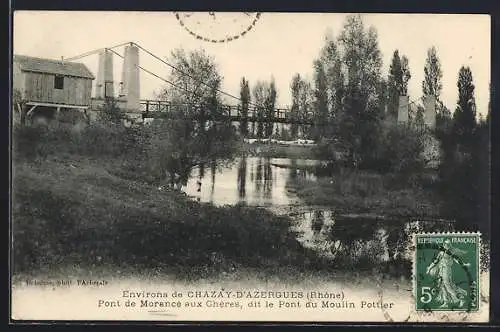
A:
[[237, 156, 247, 200], [255, 157, 263, 194], [326, 218, 386, 268], [288, 158, 298, 181], [311, 210, 325, 233], [263, 157, 273, 199], [209, 159, 216, 202]]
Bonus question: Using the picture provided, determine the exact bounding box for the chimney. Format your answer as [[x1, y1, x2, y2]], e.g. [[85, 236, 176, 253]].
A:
[[423, 95, 436, 129], [95, 49, 115, 99], [120, 43, 140, 111], [397, 95, 409, 123]]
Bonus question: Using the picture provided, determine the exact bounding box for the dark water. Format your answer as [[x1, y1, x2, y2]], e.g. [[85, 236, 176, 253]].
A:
[[183, 156, 317, 207], [183, 156, 455, 275]]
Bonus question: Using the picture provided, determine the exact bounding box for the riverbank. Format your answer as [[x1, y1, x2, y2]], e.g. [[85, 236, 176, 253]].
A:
[[285, 168, 444, 220], [12, 153, 333, 280], [240, 142, 318, 159]]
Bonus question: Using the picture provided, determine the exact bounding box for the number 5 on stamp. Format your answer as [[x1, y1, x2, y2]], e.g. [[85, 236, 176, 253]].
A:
[[414, 232, 480, 312]]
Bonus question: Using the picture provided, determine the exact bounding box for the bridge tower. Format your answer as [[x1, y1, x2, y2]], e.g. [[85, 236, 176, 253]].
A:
[[118, 43, 141, 114], [397, 95, 409, 123], [95, 49, 115, 99], [423, 94, 436, 129]]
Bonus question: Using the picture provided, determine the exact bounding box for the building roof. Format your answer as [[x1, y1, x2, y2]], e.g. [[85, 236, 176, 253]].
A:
[[13, 54, 95, 79]]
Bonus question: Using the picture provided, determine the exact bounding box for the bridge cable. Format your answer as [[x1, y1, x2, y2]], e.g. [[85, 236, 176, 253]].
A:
[[64, 41, 132, 62], [109, 49, 292, 120], [107, 48, 208, 102], [66, 41, 267, 109], [69, 42, 286, 113], [132, 42, 259, 107]]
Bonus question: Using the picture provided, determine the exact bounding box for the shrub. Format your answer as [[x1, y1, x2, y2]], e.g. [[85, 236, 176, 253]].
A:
[[368, 122, 427, 175]]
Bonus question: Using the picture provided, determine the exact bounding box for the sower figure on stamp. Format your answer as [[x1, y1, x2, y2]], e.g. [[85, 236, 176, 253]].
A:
[[426, 239, 470, 308]]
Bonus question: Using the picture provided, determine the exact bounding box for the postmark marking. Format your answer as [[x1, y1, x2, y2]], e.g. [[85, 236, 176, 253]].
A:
[[174, 12, 261, 43]]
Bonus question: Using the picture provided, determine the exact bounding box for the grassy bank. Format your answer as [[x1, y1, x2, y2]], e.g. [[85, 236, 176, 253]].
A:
[[286, 169, 444, 219], [240, 142, 317, 159], [11, 121, 335, 280], [13, 153, 332, 279]]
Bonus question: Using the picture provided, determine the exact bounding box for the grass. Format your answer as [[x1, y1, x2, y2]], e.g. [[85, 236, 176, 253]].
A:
[[286, 168, 444, 220], [10, 122, 448, 282], [12, 151, 334, 280], [240, 142, 318, 159]]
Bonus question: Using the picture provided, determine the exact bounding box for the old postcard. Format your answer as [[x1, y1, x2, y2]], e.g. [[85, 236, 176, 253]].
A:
[[10, 11, 491, 323]]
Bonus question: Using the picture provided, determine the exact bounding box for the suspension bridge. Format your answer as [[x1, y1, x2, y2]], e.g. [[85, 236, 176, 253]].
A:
[[63, 42, 315, 125], [13, 41, 437, 128]]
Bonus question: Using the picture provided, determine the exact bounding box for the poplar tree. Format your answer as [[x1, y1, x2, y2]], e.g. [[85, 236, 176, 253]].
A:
[[313, 59, 329, 139], [337, 14, 383, 164], [239, 77, 250, 137], [422, 46, 443, 99], [453, 66, 477, 150]]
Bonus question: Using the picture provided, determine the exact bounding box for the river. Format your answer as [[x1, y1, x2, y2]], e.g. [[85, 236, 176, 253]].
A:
[[182, 156, 455, 278]]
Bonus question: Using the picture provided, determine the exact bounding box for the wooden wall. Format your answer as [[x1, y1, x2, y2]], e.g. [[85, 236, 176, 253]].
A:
[[23, 72, 92, 106], [12, 63, 25, 97]]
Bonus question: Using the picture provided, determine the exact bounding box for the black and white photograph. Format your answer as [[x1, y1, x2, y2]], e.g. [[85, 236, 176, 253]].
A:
[[10, 11, 491, 322]]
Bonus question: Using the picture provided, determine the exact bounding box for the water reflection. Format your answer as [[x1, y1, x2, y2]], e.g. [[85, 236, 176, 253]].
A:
[[292, 210, 455, 276], [184, 157, 317, 207], [311, 210, 325, 233], [181, 156, 455, 279], [237, 157, 247, 200]]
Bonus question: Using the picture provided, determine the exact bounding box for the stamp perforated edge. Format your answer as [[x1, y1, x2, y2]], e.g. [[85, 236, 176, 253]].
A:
[[411, 231, 482, 313]]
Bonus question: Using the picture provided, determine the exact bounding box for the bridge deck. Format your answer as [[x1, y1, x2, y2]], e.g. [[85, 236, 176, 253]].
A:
[[139, 99, 315, 125]]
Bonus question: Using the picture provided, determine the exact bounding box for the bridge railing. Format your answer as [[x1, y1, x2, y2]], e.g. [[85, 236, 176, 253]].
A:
[[139, 100, 318, 123], [140, 100, 291, 118]]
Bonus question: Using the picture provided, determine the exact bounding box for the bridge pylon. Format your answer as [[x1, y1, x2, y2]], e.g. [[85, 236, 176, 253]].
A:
[[119, 43, 141, 113]]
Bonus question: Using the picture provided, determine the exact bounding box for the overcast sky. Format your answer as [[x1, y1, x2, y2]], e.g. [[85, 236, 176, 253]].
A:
[[13, 11, 491, 116]]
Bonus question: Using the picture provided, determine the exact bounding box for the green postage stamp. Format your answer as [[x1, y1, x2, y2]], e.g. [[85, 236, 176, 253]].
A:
[[414, 232, 480, 312]]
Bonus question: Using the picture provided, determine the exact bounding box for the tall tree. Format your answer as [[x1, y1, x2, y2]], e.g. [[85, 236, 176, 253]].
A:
[[386, 51, 411, 120], [401, 55, 411, 95], [437, 67, 486, 235], [264, 78, 277, 137], [337, 14, 383, 165], [252, 79, 277, 139], [252, 81, 267, 139], [160, 48, 222, 108], [290, 74, 314, 138], [154, 48, 238, 186], [453, 66, 477, 149], [319, 35, 344, 118], [239, 77, 250, 137], [313, 59, 329, 139], [387, 50, 403, 119], [290, 73, 302, 138], [422, 46, 443, 99], [331, 59, 345, 120]]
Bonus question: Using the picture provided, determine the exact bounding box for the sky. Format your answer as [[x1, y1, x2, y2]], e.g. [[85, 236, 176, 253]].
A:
[[13, 12, 491, 116]]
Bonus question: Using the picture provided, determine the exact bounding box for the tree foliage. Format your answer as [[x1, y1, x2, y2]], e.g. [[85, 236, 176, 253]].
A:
[[154, 48, 238, 186], [400, 56, 411, 95], [319, 35, 344, 118], [422, 46, 443, 99], [252, 81, 267, 138], [435, 66, 489, 236], [239, 77, 251, 137], [387, 50, 403, 120], [290, 73, 314, 138], [336, 15, 384, 165], [264, 78, 278, 137], [387, 50, 412, 120], [313, 59, 330, 139], [453, 66, 477, 149]]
